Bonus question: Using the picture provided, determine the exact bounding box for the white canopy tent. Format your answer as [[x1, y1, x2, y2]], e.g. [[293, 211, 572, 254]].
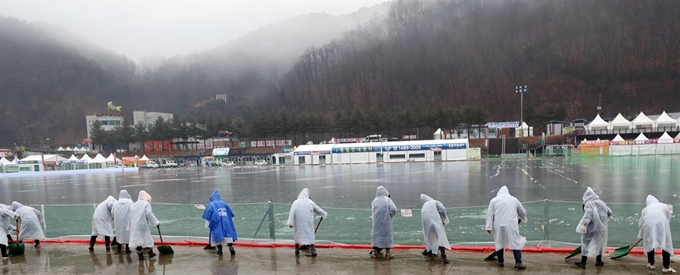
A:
[[658, 132, 674, 144], [80, 154, 93, 163], [634, 133, 649, 141], [587, 114, 609, 131], [631, 112, 654, 129], [608, 113, 632, 130], [612, 134, 625, 142], [65, 147, 72, 151], [433, 128, 444, 140], [68, 155, 79, 161], [106, 153, 122, 163], [57, 147, 65, 151], [91, 153, 107, 163], [20, 154, 68, 163], [0, 157, 12, 165], [140, 155, 150, 161], [655, 111, 679, 128], [676, 132, 680, 139]]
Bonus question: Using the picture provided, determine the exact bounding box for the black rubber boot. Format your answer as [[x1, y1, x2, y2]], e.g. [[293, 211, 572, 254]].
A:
[[89, 236, 97, 252], [217, 245, 223, 255], [310, 245, 317, 257], [439, 246, 449, 264], [117, 244, 122, 254], [34, 239, 40, 248], [125, 245, 132, 254], [228, 243, 235, 255], [295, 243, 300, 255], [105, 236, 111, 253], [147, 248, 156, 259], [575, 256, 587, 269], [1, 244, 8, 258], [596, 255, 604, 266]]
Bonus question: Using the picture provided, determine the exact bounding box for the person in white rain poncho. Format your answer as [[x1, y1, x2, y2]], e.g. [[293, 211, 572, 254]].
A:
[[420, 194, 451, 264], [287, 188, 327, 257], [638, 195, 676, 273], [128, 191, 160, 260], [371, 186, 397, 259], [112, 190, 133, 254], [0, 204, 18, 259], [485, 186, 527, 270], [11, 202, 45, 248], [574, 187, 612, 269], [89, 195, 117, 252], [1, 205, 17, 247]]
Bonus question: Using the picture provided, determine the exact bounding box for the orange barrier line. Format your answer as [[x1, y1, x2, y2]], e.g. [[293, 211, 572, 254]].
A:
[[35, 238, 675, 255]]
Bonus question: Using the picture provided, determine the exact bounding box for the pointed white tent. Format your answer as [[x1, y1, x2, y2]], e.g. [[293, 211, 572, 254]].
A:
[[655, 111, 679, 128], [91, 153, 107, 163], [57, 147, 65, 151], [106, 154, 116, 162], [658, 132, 674, 144], [634, 133, 649, 141], [65, 146, 72, 151], [608, 113, 632, 130], [80, 154, 93, 163], [20, 154, 68, 163], [582, 138, 588, 142], [631, 112, 654, 129], [0, 157, 11, 165], [612, 134, 624, 142], [140, 155, 150, 161], [676, 132, 680, 139], [587, 114, 609, 131], [68, 154, 79, 161], [433, 128, 444, 140]]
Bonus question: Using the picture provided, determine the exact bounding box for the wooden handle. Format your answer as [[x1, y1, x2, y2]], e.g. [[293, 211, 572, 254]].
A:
[[629, 238, 643, 251], [314, 217, 323, 234], [157, 225, 164, 245]]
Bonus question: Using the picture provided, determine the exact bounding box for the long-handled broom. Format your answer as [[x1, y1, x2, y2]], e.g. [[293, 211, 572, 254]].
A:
[[156, 225, 174, 254], [8, 219, 24, 256]]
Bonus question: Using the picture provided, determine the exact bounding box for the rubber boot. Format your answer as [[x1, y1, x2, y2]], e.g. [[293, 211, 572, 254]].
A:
[[384, 248, 394, 259], [295, 243, 300, 255], [427, 251, 435, 261], [147, 248, 156, 259], [136, 246, 144, 260], [310, 245, 317, 257], [34, 239, 40, 248], [575, 256, 587, 269], [117, 244, 122, 254], [439, 246, 449, 264], [125, 245, 132, 254], [217, 245, 223, 255], [228, 243, 235, 255], [422, 249, 428, 256], [105, 236, 111, 253], [371, 247, 380, 259], [1, 244, 8, 259], [89, 236, 97, 252], [595, 255, 604, 266]]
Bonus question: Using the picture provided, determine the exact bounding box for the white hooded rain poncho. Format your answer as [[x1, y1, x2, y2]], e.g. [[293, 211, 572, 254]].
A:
[[372, 186, 397, 248], [11, 201, 45, 241], [485, 186, 528, 251], [112, 190, 133, 244], [0, 204, 18, 246], [576, 187, 612, 257], [638, 195, 674, 254], [92, 196, 117, 237], [287, 188, 327, 245], [420, 194, 451, 253], [128, 191, 160, 248]]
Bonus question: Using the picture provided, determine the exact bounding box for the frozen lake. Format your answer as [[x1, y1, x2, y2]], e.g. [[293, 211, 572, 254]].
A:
[[2, 156, 680, 208]]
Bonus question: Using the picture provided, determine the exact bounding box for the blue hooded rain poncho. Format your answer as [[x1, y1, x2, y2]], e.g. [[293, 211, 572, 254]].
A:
[[576, 187, 612, 257], [203, 191, 238, 245]]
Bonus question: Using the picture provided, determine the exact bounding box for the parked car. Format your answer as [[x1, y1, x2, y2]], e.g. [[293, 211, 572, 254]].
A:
[[254, 160, 267, 166], [223, 161, 236, 166]]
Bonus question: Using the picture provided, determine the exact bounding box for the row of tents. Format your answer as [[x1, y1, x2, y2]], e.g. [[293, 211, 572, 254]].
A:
[[587, 111, 679, 131], [583, 131, 680, 144], [0, 154, 151, 165]]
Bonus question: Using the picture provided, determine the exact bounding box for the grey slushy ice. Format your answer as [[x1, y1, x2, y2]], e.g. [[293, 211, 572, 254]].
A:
[[0, 244, 663, 274]]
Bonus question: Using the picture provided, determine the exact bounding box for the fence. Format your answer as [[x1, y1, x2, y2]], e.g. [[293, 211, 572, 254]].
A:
[[34, 200, 668, 248]]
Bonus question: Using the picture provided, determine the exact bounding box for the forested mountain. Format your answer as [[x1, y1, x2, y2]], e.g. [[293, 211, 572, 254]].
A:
[[272, 0, 680, 126], [2, 0, 680, 146]]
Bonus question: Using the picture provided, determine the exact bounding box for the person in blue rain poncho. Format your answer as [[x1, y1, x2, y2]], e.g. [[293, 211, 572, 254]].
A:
[[638, 195, 676, 273], [90, 196, 117, 253], [371, 186, 397, 259], [287, 188, 327, 257], [202, 191, 238, 255], [574, 187, 612, 269], [11, 201, 45, 248], [485, 186, 528, 270], [420, 194, 451, 264], [112, 190, 133, 254]]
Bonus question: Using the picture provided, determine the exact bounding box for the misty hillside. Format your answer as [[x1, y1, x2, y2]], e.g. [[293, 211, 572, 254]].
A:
[[0, 16, 119, 145], [272, 0, 680, 127]]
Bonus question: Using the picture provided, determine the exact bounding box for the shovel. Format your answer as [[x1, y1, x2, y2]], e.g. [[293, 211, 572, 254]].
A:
[[156, 225, 174, 254], [8, 219, 24, 256], [610, 238, 643, 259], [314, 217, 323, 234]]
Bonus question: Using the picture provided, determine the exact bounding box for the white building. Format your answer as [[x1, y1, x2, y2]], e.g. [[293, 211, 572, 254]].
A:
[[85, 113, 124, 138], [133, 111, 173, 126]]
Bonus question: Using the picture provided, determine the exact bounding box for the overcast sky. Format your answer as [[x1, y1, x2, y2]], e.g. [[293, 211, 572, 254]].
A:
[[0, 0, 387, 61]]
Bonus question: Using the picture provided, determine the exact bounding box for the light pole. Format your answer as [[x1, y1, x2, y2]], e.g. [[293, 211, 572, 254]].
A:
[[515, 85, 529, 137]]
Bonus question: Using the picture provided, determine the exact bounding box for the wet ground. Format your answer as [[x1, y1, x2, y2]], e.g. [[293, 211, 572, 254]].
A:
[[1, 243, 668, 275]]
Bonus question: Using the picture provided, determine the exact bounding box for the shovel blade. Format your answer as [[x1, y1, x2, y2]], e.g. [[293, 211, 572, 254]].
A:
[[564, 246, 582, 259]]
